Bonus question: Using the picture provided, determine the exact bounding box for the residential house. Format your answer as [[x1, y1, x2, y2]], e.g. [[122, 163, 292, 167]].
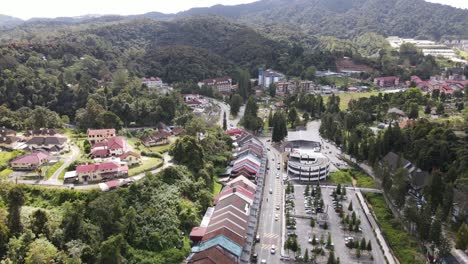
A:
[[1, 127, 16, 137], [87, 129, 116, 144], [258, 68, 284, 88], [275, 81, 296, 96], [90, 137, 127, 158], [171, 126, 184, 136], [299, 81, 316, 93], [198, 77, 233, 94], [226, 128, 245, 137], [141, 130, 171, 147], [381, 152, 431, 192], [10, 152, 50, 171], [119, 151, 142, 167], [0, 127, 20, 149], [0, 136, 21, 149], [26, 136, 67, 152], [75, 162, 128, 183], [374, 76, 400, 87], [142, 77, 163, 88], [24, 128, 58, 137]]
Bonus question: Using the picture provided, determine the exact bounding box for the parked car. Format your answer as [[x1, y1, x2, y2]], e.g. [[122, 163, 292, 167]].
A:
[[252, 253, 258, 262]]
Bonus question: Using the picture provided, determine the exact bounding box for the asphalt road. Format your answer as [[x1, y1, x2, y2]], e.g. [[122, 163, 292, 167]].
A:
[[254, 139, 284, 264], [214, 99, 244, 128]]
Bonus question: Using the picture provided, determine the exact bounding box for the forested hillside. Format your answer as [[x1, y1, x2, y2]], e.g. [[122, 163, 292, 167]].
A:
[[0, 15, 349, 128], [158, 0, 468, 40]]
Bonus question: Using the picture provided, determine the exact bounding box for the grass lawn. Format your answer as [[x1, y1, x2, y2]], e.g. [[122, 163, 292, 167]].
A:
[[329, 170, 353, 185], [43, 161, 64, 179], [58, 168, 67, 181], [0, 168, 13, 179], [459, 50, 468, 59], [0, 150, 23, 164], [329, 168, 376, 188], [324, 91, 382, 110], [129, 136, 177, 154], [213, 176, 222, 195], [128, 157, 163, 176], [365, 193, 425, 264]]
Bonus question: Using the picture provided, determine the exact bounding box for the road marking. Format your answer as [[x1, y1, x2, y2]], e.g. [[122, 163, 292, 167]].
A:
[[260, 233, 280, 247]]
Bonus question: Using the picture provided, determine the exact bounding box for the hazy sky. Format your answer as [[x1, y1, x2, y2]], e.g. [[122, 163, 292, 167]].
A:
[[2, 0, 467, 20]]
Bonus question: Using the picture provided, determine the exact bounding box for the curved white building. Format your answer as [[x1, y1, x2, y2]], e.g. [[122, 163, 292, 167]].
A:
[[287, 150, 330, 182]]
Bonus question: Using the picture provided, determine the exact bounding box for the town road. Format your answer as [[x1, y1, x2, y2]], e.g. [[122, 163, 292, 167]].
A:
[[254, 139, 284, 264], [44, 144, 79, 185]]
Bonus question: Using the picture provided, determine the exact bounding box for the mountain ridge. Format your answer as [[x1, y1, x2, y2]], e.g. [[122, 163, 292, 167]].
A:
[[1, 0, 468, 39]]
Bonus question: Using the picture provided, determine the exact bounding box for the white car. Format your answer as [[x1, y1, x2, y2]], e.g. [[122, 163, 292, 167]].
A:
[[270, 245, 276, 254], [276, 205, 280, 210], [276, 173, 280, 179], [261, 260, 267, 264], [274, 214, 279, 221]]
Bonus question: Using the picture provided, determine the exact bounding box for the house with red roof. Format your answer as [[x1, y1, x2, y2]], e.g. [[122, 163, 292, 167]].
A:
[[142, 77, 163, 88], [374, 76, 400, 87], [87, 129, 116, 144], [198, 77, 233, 94], [75, 161, 128, 183], [119, 151, 142, 166], [90, 137, 127, 158], [141, 130, 171, 147], [10, 152, 50, 171], [226, 128, 245, 137]]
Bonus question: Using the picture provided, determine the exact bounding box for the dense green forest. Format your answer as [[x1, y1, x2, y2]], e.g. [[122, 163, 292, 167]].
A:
[[173, 0, 468, 40], [318, 89, 468, 212], [3, 0, 468, 40], [0, 127, 232, 263], [0, 15, 346, 128]]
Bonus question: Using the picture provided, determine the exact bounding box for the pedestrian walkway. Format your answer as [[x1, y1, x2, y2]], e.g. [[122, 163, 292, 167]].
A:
[[356, 190, 397, 264]]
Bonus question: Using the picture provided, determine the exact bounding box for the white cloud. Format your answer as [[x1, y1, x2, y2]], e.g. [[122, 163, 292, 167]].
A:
[[425, 0, 468, 9], [1, 0, 259, 20]]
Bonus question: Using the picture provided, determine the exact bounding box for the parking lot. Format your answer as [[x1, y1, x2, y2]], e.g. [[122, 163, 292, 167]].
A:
[[283, 184, 383, 263]]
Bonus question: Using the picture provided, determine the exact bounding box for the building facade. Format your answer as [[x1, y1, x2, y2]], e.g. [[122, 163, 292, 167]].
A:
[[258, 68, 284, 88], [75, 162, 128, 183], [142, 77, 163, 88], [87, 129, 116, 144], [198, 77, 233, 94], [287, 151, 330, 182]]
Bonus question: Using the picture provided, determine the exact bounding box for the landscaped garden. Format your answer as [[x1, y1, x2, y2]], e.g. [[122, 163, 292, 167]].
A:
[[365, 193, 425, 264]]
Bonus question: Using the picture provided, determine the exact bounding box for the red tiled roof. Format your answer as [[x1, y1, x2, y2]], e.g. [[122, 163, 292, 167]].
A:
[[119, 151, 141, 159], [11, 152, 49, 164], [375, 76, 399, 81], [86, 128, 116, 136], [188, 246, 236, 264], [219, 186, 255, 202], [76, 162, 120, 173], [226, 128, 244, 136], [205, 219, 247, 240], [186, 99, 203, 105], [190, 226, 207, 239], [91, 149, 109, 158], [107, 137, 125, 150], [171, 127, 184, 135], [152, 130, 171, 139], [202, 227, 244, 246], [106, 180, 120, 188]]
